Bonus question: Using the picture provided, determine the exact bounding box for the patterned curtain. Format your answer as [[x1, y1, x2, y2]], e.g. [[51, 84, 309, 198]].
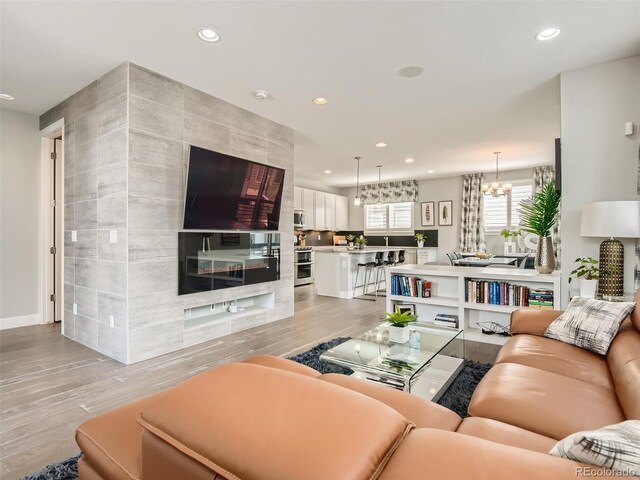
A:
[[533, 166, 561, 266], [360, 180, 418, 205], [459, 173, 486, 252], [636, 146, 639, 288]]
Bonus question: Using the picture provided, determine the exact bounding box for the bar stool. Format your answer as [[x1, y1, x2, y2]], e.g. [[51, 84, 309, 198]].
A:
[[353, 252, 384, 301], [395, 250, 405, 266]]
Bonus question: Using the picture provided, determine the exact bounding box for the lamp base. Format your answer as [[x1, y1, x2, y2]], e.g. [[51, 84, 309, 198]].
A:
[[597, 239, 624, 296]]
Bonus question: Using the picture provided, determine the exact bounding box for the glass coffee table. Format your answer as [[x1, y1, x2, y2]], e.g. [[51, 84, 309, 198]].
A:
[[320, 323, 465, 401]]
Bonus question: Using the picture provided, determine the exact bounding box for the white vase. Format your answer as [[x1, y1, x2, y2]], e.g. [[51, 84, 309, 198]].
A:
[[579, 278, 598, 298], [503, 240, 515, 255], [417, 241, 424, 248], [389, 325, 410, 343]]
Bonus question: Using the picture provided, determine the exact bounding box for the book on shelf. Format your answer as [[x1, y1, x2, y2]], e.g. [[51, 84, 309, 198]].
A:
[[390, 275, 432, 298], [464, 278, 535, 307], [527, 288, 554, 309], [433, 313, 459, 329]]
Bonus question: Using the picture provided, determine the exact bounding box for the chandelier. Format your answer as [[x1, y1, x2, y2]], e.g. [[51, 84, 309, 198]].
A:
[[482, 152, 512, 197]]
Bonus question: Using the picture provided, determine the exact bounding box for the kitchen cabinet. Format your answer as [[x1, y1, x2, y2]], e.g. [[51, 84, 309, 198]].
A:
[[294, 186, 349, 231], [325, 194, 336, 231], [335, 195, 349, 231], [417, 248, 437, 264], [303, 188, 315, 229], [314, 191, 326, 230], [294, 187, 303, 211]]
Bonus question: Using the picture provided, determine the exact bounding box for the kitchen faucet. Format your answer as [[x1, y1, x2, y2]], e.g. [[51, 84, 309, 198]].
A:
[[384, 236, 389, 247]]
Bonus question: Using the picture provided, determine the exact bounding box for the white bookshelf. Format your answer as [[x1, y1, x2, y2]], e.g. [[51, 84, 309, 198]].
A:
[[386, 264, 561, 345]]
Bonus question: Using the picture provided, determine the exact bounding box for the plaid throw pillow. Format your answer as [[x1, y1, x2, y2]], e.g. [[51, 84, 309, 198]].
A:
[[550, 420, 640, 476], [543, 297, 636, 355]]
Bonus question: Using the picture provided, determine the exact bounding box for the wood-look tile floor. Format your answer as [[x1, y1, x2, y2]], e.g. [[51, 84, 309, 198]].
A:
[[0, 286, 500, 479]]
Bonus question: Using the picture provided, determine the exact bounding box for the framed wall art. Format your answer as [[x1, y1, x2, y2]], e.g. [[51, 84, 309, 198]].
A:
[[421, 202, 435, 226], [438, 200, 453, 226]]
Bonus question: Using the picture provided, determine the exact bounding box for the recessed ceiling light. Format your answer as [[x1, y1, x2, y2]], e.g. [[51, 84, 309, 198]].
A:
[[313, 97, 328, 105], [405, 158, 414, 163], [324, 170, 332, 174], [375, 142, 387, 148], [397, 65, 424, 78], [0, 93, 15, 100], [534, 28, 561, 41], [197, 28, 220, 42], [427, 170, 434, 174], [254, 90, 269, 99]]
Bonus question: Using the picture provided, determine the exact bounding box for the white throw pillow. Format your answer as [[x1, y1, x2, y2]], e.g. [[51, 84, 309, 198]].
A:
[[543, 296, 635, 355], [550, 420, 640, 476]]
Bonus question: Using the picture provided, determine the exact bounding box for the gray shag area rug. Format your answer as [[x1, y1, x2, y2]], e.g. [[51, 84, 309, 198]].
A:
[[23, 337, 490, 479]]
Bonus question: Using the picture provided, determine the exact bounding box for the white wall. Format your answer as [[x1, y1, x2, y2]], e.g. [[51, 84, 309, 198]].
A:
[[0, 108, 41, 327], [560, 55, 640, 302], [295, 177, 342, 195]]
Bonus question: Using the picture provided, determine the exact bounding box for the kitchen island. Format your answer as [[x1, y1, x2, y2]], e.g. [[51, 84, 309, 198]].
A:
[[314, 247, 436, 299]]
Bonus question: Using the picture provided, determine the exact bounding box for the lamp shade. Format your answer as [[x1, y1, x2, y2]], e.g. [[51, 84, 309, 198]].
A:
[[580, 201, 640, 238]]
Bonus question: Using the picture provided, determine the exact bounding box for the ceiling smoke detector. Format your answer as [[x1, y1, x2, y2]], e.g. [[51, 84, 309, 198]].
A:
[[254, 90, 270, 100], [397, 66, 424, 78]]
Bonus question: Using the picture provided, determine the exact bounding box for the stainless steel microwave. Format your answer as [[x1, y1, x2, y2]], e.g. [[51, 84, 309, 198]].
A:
[[294, 210, 306, 229]]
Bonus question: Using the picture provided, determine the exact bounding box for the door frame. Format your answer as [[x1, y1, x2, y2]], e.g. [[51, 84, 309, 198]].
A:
[[39, 119, 65, 330]]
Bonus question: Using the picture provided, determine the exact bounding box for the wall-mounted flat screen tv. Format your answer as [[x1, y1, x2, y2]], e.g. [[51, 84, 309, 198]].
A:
[[184, 145, 285, 230]]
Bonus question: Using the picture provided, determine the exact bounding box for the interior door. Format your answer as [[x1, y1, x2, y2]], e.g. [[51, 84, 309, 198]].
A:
[[51, 137, 63, 323]]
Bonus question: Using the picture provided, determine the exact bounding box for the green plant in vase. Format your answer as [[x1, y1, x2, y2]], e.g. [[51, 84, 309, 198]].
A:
[[415, 232, 427, 248], [499, 229, 521, 254], [346, 234, 356, 247], [385, 306, 417, 343], [517, 182, 561, 274], [355, 235, 368, 249], [568, 257, 616, 298]]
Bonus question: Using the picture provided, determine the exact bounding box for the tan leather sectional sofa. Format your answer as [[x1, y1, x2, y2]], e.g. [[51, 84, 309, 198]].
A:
[[76, 290, 639, 479]]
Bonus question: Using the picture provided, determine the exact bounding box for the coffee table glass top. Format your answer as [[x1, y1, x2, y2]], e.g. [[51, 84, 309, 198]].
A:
[[320, 323, 463, 385]]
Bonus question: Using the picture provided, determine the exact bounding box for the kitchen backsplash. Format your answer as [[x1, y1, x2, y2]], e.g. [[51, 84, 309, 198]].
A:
[[293, 230, 438, 247]]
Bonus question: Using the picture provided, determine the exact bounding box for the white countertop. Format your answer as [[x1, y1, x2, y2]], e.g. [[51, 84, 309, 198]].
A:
[[314, 246, 426, 254]]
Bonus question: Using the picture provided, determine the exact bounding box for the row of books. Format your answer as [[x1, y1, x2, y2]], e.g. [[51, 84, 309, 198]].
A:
[[465, 279, 531, 306], [390, 275, 432, 298]]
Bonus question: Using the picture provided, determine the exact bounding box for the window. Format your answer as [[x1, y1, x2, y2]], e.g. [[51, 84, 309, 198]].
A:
[[365, 202, 414, 235], [483, 181, 533, 232]]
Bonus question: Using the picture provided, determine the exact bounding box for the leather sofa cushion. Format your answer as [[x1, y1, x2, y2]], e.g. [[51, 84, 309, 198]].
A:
[[76, 392, 163, 480], [468, 363, 625, 439], [378, 428, 588, 480], [138, 363, 413, 480], [613, 358, 640, 419], [457, 417, 557, 453], [320, 373, 462, 430], [607, 320, 640, 380], [629, 289, 640, 331], [241, 354, 321, 377], [496, 334, 613, 389]]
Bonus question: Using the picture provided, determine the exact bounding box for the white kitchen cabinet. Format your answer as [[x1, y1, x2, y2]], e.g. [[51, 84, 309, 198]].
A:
[[294, 187, 303, 211], [325, 194, 336, 231], [314, 191, 327, 230], [416, 248, 438, 264], [404, 249, 417, 265], [303, 188, 315, 229], [335, 195, 349, 231]]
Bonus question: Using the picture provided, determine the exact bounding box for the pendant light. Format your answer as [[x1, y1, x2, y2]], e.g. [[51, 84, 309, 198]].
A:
[[353, 157, 362, 206], [481, 152, 512, 197], [376, 165, 383, 203]]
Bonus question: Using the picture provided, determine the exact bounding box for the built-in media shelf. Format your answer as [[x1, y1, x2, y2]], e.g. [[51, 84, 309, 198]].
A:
[[183, 292, 275, 347], [386, 265, 561, 345]]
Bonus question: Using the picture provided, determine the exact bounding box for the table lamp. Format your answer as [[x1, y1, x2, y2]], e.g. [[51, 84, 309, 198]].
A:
[[580, 201, 640, 296]]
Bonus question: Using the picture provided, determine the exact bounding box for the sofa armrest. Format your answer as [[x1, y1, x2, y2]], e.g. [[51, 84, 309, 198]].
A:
[[510, 308, 563, 336], [379, 428, 597, 480]]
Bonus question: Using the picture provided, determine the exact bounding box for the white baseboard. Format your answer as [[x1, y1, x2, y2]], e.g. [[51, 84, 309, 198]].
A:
[[0, 313, 42, 330]]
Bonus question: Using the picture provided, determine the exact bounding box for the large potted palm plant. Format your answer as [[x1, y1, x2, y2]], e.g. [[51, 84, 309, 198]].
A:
[[518, 182, 561, 274]]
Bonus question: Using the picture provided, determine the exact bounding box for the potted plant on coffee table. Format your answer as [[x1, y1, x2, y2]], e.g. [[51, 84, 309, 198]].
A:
[[517, 182, 561, 274], [385, 306, 417, 343], [415, 232, 427, 248], [568, 257, 615, 298]]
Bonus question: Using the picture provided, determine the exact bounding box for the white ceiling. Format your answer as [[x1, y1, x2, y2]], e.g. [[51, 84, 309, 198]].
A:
[[2, 1, 640, 187]]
